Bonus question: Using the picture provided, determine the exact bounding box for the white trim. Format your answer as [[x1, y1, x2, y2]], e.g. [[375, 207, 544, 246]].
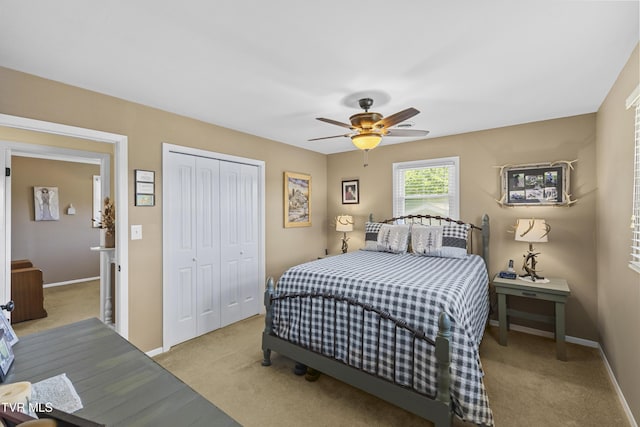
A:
[[487, 320, 598, 347], [44, 277, 100, 288], [392, 156, 460, 220], [161, 143, 266, 352], [145, 347, 164, 358], [12, 150, 101, 165], [0, 113, 129, 339], [630, 262, 640, 274], [599, 345, 639, 427], [626, 84, 640, 109]]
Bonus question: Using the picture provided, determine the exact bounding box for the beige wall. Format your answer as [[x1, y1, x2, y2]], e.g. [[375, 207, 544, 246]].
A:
[[596, 44, 639, 421], [0, 66, 328, 351], [328, 114, 598, 340], [11, 156, 100, 283]]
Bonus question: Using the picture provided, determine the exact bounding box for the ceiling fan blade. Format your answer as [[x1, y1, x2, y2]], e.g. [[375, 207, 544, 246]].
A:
[[316, 117, 354, 129], [375, 107, 420, 129], [385, 129, 430, 137], [308, 134, 351, 141]]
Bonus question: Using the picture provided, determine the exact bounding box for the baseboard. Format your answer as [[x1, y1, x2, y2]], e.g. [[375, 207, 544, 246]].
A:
[[487, 319, 599, 347], [44, 276, 100, 288], [146, 347, 164, 358], [489, 319, 637, 426], [598, 345, 638, 427]]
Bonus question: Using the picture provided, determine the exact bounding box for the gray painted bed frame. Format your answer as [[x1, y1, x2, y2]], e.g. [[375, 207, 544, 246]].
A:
[[262, 214, 490, 427]]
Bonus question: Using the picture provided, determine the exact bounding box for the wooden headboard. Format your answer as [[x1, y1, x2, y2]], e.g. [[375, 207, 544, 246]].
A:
[[368, 213, 490, 268]]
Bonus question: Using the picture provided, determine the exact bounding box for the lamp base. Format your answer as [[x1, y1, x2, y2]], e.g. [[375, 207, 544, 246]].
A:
[[341, 232, 349, 254]]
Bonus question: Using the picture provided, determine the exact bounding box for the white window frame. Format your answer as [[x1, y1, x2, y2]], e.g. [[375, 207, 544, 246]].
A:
[[392, 156, 460, 220], [627, 84, 640, 274]]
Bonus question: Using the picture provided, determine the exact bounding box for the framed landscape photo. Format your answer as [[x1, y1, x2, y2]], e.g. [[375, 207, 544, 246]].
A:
[[501, 162, 569, 206], [284, 171, 311, 227], [341, 179, 359, 204]]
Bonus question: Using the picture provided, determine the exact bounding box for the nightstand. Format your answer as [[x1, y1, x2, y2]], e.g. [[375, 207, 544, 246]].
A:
[[493, 275, 571, 361]]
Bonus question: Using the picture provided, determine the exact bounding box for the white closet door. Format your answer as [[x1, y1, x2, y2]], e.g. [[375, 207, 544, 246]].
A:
[[166, 152, 198, 347], [195, 157, 221, 335], [219, 162, 260, 326]]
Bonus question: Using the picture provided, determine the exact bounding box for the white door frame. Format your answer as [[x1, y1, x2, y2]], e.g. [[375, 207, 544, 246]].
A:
[[162, 143, 266, 352], [0, 114, 130, 338]]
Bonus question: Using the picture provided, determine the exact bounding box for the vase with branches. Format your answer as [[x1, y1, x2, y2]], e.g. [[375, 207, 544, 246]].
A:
[[95, 197, 115, 248]]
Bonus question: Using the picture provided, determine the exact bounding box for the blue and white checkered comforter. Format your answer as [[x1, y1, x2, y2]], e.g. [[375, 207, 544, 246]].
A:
[[272, 250, 493, 426]]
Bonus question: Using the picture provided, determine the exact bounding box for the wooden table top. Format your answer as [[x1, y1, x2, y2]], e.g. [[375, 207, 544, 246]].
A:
[[5, 318, 240, 427]]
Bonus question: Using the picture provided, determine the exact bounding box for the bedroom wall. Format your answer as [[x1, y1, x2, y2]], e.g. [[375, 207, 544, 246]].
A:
[[595, 44, 639, 422], [327, 113, 598, 341], [0, 66, 328, 352], [11, 156, 100, 284]]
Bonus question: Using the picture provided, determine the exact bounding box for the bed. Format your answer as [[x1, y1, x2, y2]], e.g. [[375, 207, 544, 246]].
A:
[[261, 214, 493, 427]]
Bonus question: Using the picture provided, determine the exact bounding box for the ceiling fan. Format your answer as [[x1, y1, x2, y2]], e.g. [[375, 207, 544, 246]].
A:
[[309, 98, 430, 151]]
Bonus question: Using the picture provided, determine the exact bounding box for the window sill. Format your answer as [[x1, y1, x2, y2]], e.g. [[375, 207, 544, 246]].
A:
[[629, 262, 640, 274]]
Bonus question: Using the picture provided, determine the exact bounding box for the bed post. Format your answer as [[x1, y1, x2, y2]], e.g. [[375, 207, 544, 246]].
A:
[[435, 312, 452, 404], [262, 276, 275, 366], [481, 214, 490, 270]]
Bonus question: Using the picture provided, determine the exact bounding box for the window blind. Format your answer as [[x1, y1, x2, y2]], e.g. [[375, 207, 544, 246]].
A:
[[631, 102, 640, 273], [628, 84, 640, 273], [392, 157, 460, 220]]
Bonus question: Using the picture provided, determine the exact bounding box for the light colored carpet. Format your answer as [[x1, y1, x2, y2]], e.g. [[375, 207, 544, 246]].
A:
[[11, 280, 100, 337], [13, 283, 630, 426], [155, 315, 630, 427]]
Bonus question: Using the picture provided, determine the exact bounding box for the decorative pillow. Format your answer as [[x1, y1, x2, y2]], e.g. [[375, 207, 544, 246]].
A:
[[364, 222, 384, 251], [363, 222, 410, 254], [411, 223, 470, 259]]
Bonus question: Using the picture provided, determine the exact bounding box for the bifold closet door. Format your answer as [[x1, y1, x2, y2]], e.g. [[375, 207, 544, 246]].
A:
[[166, 152, 221, 347], [219, 161, 260, 326]]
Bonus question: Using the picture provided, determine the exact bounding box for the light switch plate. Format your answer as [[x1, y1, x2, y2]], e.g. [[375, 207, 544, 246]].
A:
[[131, 224, 142, 240]]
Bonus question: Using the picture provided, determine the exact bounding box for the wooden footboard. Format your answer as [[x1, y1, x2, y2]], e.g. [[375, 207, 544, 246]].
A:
[[261, 276, 454, 427]]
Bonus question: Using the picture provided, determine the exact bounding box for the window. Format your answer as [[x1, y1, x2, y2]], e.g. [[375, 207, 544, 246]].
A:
[[628, 85, 640, 273], [392, 157, 459, 219]]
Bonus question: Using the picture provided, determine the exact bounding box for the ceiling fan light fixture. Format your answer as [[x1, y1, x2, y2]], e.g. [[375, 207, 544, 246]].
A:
[[351, 133, 382, 151]]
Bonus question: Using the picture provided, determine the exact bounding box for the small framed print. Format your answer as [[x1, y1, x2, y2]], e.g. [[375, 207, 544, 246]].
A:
[[135, 169, 156, 206], [136, 194, 155, 207], [341, 179, 359, 204], [135, 170, 155, 182], [0, 330, 15, 382], [0, 312, 17, 347]]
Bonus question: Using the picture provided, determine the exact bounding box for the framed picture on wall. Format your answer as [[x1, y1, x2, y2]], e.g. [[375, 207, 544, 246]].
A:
[[341, 179, 359, 204], [284, 171, 311, 227], [501, 162, 570, 206], [34, 186, 60, 221]]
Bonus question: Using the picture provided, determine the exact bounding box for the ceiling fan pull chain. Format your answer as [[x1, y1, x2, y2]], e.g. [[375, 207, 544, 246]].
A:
[[363, 150, 369, 167]]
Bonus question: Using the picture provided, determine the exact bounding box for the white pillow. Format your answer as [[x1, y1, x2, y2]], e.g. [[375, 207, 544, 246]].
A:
[[411, 223, 470, 259], [375, 224, 410, 254]]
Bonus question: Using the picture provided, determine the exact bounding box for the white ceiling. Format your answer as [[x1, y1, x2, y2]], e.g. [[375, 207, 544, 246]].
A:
[[1, 1, 638, 154]]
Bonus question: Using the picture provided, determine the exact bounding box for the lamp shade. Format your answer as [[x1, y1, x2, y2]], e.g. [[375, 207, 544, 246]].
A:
[[336, 215, 354, 232], [351, 133, 382, 151], [514, 218, 550, 243]]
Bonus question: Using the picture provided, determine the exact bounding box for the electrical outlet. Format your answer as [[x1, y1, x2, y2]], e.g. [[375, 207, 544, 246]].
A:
[[131, 224, 142, 240]]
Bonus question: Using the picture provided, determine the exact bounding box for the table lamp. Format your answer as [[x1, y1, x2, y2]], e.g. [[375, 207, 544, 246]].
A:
[[514, 218, 550, 282], [336, 215, 354, 254]]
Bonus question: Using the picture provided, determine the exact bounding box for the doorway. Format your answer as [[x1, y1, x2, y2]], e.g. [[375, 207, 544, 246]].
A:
[[0, 114, 130, 338]]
